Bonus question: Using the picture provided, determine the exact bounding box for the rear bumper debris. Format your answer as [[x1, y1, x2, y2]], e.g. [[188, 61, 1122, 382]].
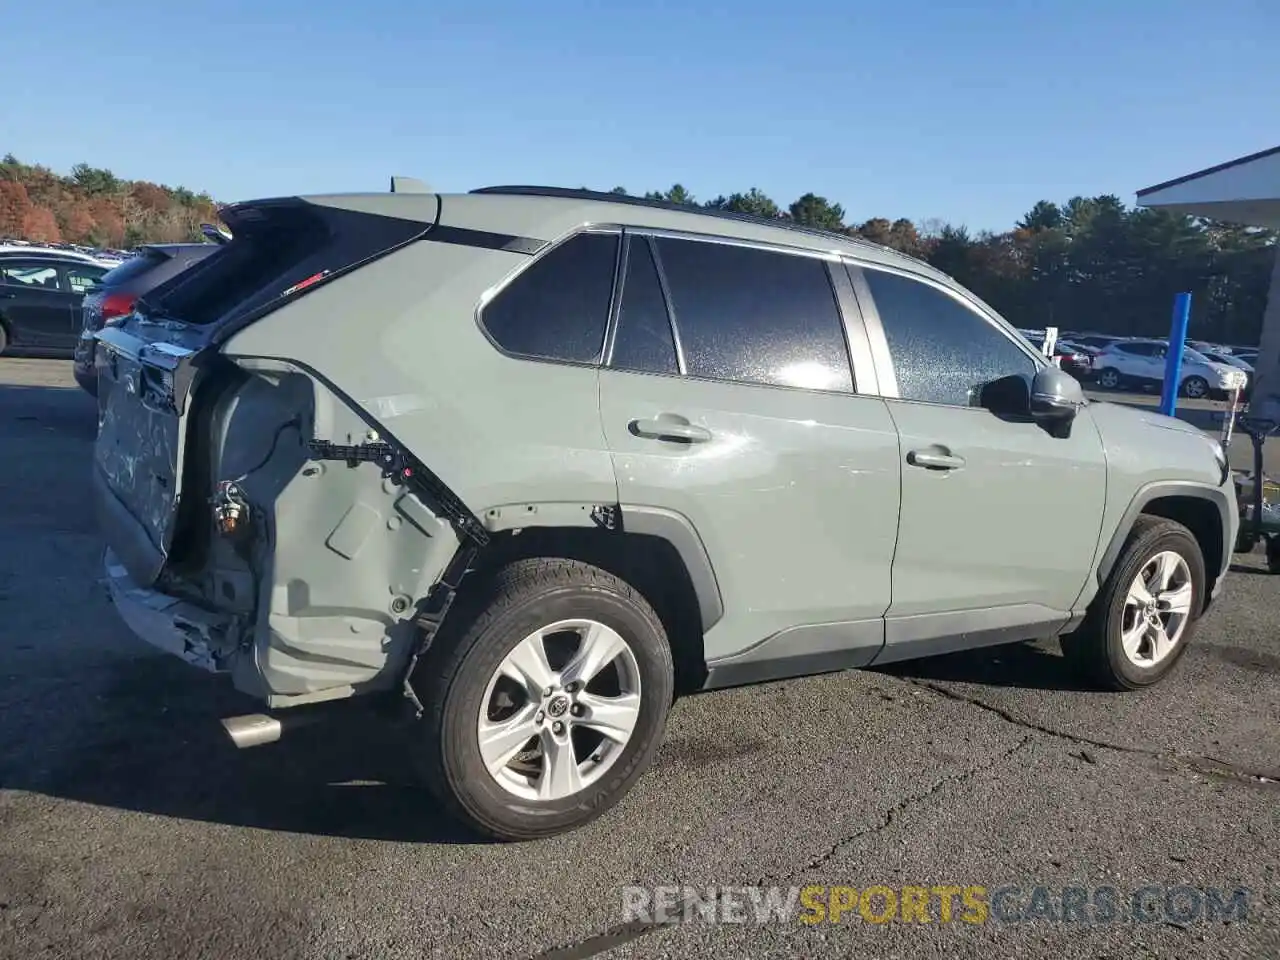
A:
[[102, 548, 240, 673]]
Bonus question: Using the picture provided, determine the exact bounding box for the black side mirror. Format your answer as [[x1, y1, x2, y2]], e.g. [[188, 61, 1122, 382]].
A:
[[978, 368, 1084, 438], [977, 374, 1031, 419]]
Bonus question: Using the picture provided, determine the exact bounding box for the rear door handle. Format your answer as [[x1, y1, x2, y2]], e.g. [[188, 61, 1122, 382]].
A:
[[907, 448, 966, 471], [629, 416, 712, 444]]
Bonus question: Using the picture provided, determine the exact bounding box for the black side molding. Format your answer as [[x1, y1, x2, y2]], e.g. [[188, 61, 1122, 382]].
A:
[[423, 225, 547, 257]]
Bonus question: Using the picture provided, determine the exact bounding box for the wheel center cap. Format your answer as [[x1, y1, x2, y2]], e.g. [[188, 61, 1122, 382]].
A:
[[546, 694, 570, 719]]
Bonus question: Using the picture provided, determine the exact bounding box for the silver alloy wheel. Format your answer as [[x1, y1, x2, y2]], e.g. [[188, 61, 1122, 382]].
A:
[[1121, 550, 1194, 667], [1183, 377, 1208, 399], [477, 618, 643, 802], [1098, 369, 1119, 388]]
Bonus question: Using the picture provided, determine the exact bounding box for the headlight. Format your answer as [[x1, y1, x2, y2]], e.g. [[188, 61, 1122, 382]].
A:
[[1207, 436, 1229, 485]]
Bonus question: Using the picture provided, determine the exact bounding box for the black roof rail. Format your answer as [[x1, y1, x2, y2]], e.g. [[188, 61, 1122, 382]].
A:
[[468, 184, 923, 264]]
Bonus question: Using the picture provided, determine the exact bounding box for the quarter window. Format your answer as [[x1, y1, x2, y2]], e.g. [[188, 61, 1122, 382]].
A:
[[609, 237, 679, 375], [64, 265, 107, 294], [481, 232, 619, 364], [863, 268, 1037, 406], [653, 237, 853, 392]]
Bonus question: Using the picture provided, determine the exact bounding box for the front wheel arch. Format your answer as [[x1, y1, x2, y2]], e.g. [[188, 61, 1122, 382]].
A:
[[1095, 485, 1229, 611]]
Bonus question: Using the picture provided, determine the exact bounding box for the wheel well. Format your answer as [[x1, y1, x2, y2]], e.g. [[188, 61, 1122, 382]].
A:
[[1140, 496, 1224, 603], [474, 527, 708, 694]]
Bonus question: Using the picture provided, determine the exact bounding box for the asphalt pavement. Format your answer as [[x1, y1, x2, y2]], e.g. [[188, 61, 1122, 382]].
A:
[[0, 358, 1276, 960]]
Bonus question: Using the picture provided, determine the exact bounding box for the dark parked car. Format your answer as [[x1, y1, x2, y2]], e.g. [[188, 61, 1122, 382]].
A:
[[1069, 333, 1127, 351], [74, 243, 220, 393], [1052, 342, 1093, 380], [0, 252, 112, 355]]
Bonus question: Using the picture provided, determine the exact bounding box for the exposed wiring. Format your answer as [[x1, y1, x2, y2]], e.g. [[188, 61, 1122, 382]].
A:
[[235, 417, 302, 481]]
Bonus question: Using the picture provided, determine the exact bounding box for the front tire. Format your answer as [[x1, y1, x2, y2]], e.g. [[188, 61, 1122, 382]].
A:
[[1062, 516, 1205, 691], [1180, 375, 1209, 399], [409, 558, 675, 841]]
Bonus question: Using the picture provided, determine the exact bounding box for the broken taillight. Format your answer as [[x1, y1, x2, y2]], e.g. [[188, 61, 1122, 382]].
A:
[[101, 291, 137, 321]]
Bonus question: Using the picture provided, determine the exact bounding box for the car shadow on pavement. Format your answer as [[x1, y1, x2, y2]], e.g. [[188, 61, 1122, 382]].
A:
[[1229, 562, 1275, 577], [875, 639, 1096, 692], [0, 384, 99, 440], [3, 653, 497, 845], [0, 375, 493, 845]]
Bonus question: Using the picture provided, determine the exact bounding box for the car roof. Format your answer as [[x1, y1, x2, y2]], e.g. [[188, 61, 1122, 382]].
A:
[[0, 245, 115, 266], [292, 185, 961, 291]]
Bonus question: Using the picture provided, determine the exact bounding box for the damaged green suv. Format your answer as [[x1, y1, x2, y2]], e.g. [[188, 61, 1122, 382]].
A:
[[94, 182, 1239, 840]]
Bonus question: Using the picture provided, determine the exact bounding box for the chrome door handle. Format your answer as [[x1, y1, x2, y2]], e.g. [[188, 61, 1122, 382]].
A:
[[907, 448, 966, 471], [629, 416, 712, 444]]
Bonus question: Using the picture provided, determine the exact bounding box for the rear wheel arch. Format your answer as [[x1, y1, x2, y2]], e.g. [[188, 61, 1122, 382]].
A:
[[471, 518, 716, 695]]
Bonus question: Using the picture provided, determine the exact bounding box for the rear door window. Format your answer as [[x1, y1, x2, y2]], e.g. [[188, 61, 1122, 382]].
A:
[[481, 232, 619, 364], [652, 236, 853, 392], [63, 264, 108, 294]]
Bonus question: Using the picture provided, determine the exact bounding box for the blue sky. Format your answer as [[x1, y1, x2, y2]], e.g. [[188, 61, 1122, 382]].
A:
[[4, 0, 1276, 231]]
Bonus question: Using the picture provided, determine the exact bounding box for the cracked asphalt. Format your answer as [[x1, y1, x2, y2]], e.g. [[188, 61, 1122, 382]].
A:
[[0, 357, 1277, 960]]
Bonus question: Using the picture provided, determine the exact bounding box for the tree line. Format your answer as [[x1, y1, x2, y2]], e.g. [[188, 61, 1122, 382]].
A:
[[617, 184, 1275, 346], [0, 154, 219, 250], [0, 155, 1273, 344]]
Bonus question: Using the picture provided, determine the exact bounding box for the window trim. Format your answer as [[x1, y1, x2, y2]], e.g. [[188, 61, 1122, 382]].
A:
[[602, 232, 687, 378], [473, 224, 623, 369], [615, 227, 861, 396], [848, 260, 1045, 408]]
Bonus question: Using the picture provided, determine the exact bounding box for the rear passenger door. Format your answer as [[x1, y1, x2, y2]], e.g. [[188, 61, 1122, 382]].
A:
[[597, 231, 902, 672], [60, 263, 109, 340], [850, 264, 1107, 659]]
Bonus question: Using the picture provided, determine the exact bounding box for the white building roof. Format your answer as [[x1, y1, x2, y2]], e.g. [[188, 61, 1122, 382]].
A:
[[1136, 145, 1280, 227]]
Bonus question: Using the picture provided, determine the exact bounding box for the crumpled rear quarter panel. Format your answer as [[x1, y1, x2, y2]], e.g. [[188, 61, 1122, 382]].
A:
[[198, 361, 461, 704]]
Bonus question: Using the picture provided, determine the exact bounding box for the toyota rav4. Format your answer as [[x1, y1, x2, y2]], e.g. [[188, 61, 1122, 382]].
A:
[[93, 182, 1239, 840]]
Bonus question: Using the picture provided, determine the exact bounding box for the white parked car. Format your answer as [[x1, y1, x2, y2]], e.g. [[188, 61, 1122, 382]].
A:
[[1092, 339, 1249, 399]]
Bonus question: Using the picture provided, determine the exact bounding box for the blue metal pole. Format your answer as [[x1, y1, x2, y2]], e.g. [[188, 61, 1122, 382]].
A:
[[1159, 292, 1193, 417]]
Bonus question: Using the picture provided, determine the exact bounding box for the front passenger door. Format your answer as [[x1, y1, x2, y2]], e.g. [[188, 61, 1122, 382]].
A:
[[852, 264, 1108, 660], [0, 260, 70, 350]]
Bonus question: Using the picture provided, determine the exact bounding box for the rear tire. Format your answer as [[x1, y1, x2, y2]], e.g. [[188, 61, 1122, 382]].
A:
[[1096, 367, 1121, 390], [0, 322, 8, 356], [409, 557, 674, 841], [1062, 516, 1205, 691]]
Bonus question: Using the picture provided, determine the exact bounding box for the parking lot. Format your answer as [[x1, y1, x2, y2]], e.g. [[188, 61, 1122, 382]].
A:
[[0, 357, 1276, 959]]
